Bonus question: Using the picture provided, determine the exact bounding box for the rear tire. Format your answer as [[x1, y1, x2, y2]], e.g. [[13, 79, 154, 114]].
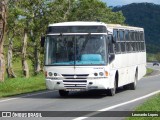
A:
[[59, 90, 69, 97], [130, 72, 138, 90]]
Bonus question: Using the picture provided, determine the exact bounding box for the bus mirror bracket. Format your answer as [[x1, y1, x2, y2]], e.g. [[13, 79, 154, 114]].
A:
[[108, 34, 116, 44], [109, 54, 115, 63], [41, 36, 45, 47], [112, 36, 116, 43]]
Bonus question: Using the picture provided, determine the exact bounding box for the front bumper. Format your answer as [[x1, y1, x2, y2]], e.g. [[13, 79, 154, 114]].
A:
[[45, 78, 110, 91]]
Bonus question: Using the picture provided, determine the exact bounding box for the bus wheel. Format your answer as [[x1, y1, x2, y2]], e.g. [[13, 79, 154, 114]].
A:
[[59, 90, 69, 97], [107, 79, 116, 96], [130, 72, 137, 90]]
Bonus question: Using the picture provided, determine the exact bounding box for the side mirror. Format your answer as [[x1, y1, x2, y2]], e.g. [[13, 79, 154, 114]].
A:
[[41, 36, 45, 47], [108, 34, 116, 43], [112, 37, 116, 43], [109, 54, 115, 63]]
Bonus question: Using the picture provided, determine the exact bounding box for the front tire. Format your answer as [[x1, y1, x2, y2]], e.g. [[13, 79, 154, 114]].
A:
[[107, 79, 116, 96], [59, 90, 69, 97]]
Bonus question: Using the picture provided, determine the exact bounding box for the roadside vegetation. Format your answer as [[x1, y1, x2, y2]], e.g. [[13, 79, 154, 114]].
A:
[[0, 74, 46, 98], [145, 68, 154, 76], [147, 54, 156, 62], [0, 57, 46, 98], [136, 94, 160, 111], [127, 94, 160, 120], [147, 53, 160, 62]]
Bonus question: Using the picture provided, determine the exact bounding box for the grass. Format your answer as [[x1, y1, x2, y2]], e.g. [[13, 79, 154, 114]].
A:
[[12, 58, 34, 77], [0, 56, 47, 98], [145, 68, 154, 76], [0, 74, 46, 98], [136, 94, 160, 111], [127, 94, 160, 120]]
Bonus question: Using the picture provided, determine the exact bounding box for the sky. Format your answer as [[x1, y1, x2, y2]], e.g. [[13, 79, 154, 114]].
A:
[[102, 0, 160, 6]]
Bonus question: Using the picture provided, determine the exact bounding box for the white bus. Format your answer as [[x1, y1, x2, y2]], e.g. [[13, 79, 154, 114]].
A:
[[41, 21, 146, 96]]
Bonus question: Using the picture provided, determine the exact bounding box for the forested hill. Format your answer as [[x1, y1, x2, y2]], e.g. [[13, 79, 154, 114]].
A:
[[113, 3, 160, 53]]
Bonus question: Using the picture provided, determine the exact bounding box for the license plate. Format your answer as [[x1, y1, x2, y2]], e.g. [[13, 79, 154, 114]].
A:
[[66, 89, 82, 91], [88, 86, 98, 89]]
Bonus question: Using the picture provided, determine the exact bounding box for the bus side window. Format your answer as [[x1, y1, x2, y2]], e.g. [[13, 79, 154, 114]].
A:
[[113, 29, 118, 41], [125, 30, 129, 52], [128, 31, 133, 52], [133, 31, 138, 51], [125, 30, 129, 41], [113, 30, 121, 53], [140, 32, 144, 41], [120, 30, 125, 53]]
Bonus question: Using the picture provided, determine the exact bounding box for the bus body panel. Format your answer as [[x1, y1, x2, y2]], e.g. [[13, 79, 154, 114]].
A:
[[110, 52, 146, 87]]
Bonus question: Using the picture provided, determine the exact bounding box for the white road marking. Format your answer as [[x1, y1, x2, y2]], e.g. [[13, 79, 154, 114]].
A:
[[0, 90, 54, 103], [73, 90, 160, 120]]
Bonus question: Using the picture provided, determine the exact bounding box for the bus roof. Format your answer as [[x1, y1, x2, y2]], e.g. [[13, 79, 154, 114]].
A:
[[48, 21, 144, 32], [49, 21, 107, 27], [107, 24, 144, 31]]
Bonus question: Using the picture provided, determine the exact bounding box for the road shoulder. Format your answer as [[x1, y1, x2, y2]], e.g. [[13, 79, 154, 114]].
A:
[[145, 69, 160, 77]]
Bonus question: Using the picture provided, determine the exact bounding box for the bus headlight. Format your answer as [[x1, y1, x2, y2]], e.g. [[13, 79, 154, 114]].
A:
[[54, 73, 58, 76], [48, 72, 53, 76], [99, 72, 104, 76], [94, 73, 98, 76]]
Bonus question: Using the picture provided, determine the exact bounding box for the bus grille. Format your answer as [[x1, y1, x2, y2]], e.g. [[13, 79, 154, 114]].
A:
[[62, 74, 88, 89]]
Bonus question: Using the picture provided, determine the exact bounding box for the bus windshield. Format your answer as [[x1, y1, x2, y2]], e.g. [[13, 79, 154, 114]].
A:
[[45, 34, 107, 66]]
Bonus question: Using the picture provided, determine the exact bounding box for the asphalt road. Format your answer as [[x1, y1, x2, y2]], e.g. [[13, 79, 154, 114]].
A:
[[0, 63, 160, 120]]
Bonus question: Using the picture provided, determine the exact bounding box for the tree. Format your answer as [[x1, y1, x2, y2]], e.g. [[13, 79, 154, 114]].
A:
[[0, 0, 7, 81], [68, 0, 125, 24], [28, 0, 53, 74], [5, 0, 125, 78], [6, 0, 20, 78], [7, 0, 57, 75], [11, 0, 31, 78], [49, 0, 125, 24], [155, 53, 160, 62]]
